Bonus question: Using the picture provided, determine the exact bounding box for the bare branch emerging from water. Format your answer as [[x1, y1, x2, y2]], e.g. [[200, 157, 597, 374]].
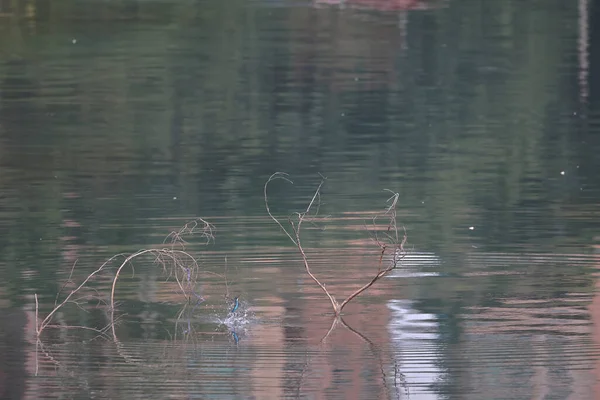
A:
[[35, 255, 115, 337], [339, 194, 407, 312], [109, 219, 220, 340], [34, 218, 220, 342], [264, 173, 406, 316], [265, 172, 339, 312]]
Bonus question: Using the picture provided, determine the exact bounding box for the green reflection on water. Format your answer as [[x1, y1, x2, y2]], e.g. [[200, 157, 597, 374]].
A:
[[0, 0, 598, 398]]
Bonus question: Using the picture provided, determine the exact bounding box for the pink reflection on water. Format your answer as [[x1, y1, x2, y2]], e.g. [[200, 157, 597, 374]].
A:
[[314, 0, 441, 11]]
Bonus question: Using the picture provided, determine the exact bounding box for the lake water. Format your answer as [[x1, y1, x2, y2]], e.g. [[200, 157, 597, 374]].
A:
[[1, 0, 600, 398]]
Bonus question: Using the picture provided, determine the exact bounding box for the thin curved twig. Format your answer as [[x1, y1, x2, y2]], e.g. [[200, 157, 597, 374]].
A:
[[338, 226, 406, 313], [265, 172, 339, 312], [264, 172, 297, 245], [36, 253, 125, 337], [109, 248, 222, 341]]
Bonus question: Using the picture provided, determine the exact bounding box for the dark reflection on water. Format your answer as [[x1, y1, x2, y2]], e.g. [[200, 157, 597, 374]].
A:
[[1, 0, 600, 398]]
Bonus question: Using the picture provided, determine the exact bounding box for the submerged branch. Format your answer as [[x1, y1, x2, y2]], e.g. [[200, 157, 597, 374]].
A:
[[265, 173, 407, 316], [34, 218, 219, 342]]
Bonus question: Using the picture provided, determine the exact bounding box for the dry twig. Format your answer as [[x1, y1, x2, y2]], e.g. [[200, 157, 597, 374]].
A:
[[109, 218, 220, 340], [34, 218, 219, 342], [264, 172, 406, 316]]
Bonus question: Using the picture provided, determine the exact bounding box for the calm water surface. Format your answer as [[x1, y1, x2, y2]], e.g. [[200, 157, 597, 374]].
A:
[[1, 0, 600, 399]]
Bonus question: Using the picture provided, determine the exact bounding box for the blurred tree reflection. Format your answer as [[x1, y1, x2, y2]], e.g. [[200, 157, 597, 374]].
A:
[[0, 0, 593, 304]]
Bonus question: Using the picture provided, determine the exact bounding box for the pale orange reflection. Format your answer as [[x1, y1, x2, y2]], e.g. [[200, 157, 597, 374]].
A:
[[248, 296, 286, 399]]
